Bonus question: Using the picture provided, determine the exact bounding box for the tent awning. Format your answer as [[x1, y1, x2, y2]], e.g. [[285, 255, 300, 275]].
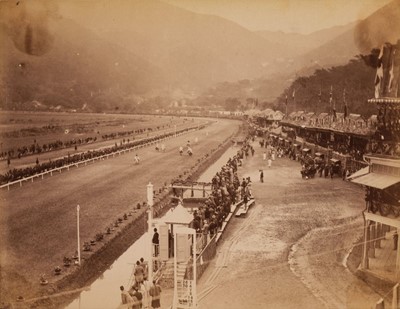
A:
[[347, 166, 369, 180], [351, 172, 400, 189], [163, 203, 193, 225]]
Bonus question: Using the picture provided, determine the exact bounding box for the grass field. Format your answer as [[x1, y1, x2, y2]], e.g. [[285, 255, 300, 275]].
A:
[[0, 115, 241, 306], [0, 111, 195, 156], [0, 112, 208, 174]]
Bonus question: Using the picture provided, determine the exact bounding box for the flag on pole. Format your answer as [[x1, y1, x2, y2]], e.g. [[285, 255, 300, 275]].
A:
[[388, 49, 396, 96], [285, 94, 288, 116], [333, 104, 337, 121], [329, 85, 333, 116], [375, 46, 384, 98], [318, 87, 322, 110], [330, 85, 337, 121], [343, 88, 348, 119]]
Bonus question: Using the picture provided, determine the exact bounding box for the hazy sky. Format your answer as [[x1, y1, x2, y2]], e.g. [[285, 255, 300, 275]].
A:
[[163, 0, 392, 33]]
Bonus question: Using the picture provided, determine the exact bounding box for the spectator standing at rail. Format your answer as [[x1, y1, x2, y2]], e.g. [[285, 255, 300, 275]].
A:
[[140, 257, 148, 281], [152, 228, 159, 257], [134, 261, 144, 285], [120, 285, 134, 308]]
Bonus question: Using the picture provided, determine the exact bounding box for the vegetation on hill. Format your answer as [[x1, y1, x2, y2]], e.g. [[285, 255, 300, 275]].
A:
[[275, 56, 377, 117]]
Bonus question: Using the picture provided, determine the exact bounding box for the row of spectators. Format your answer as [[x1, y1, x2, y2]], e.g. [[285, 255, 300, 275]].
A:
[[0, 126, 198, 185], [1, 125, 173, 161], [191, 138, 253, 242]]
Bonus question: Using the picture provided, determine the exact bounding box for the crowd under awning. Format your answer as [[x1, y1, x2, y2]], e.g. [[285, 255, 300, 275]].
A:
[[350, 172, 400, 190]]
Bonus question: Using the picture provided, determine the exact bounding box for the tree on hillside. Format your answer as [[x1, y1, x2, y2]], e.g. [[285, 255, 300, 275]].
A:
[[277, 56, 377, 117]]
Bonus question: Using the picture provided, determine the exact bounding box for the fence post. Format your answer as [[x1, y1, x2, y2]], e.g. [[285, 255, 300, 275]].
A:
[[376, 223, 381, 249], [362, 220, 370, 269], [375, 298, 384, 309], [369, 224, 376, 258], [392, 283, 399, 309]]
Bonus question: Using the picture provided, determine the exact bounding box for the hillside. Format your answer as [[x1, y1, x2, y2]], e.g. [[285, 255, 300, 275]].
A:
[[256, 22, 356, 59], [59, 0, 292, 90], [294, 0, 400, 71], [0, 12, 164, 112]]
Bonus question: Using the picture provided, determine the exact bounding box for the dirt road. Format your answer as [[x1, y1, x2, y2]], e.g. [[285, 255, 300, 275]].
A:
[[193, 140, 382, 309]]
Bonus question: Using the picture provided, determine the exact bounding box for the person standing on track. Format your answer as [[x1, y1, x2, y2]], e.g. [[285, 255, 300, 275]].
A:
[[134, 154, 140, 165], [179, 146, 183, 156]]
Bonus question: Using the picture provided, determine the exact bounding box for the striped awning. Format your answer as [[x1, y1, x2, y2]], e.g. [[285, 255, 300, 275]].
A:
[[351, 172, 400, 189]]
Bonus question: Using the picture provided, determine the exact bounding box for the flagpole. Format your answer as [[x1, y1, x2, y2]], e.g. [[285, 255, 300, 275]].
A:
[[318, 86, 321, 114], [77, 205, 81, 266], [292, 89, 296, 113], [147, 182, 154, 284], [285, 94, 288, 117]]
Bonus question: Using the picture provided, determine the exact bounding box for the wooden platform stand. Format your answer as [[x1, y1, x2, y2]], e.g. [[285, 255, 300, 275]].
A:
[[215, 198, 255, 243], [171, 182, 213, 199], [235, 198, 255, 217]]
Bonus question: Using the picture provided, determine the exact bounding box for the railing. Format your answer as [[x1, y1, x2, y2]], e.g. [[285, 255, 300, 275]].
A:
[[0, 126, 202, 191], [374, 283, 400, 309]]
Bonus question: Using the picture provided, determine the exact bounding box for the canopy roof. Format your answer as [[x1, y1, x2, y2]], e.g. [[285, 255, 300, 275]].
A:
[[347, 166, 369, 180], [351, 172, 400, 189], [163, 202, 193, 225]]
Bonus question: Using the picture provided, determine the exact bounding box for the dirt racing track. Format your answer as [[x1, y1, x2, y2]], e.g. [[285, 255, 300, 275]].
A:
[[0, 118, 241, 306]]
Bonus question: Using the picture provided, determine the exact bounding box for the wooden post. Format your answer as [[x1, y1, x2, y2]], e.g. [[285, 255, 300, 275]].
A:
[[77, 205, 81, 266], [392, 283, 399, 309], [396, 229, 400, 281], [362, 219, 370, 269], [369, 224, 376, 258], [147, 182, 154, 284], [376, 222, 381, 249], [375, 298, 384, 309]]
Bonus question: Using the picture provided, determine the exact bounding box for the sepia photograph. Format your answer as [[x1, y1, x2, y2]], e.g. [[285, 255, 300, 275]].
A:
[[1, 0, 400, 308]]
